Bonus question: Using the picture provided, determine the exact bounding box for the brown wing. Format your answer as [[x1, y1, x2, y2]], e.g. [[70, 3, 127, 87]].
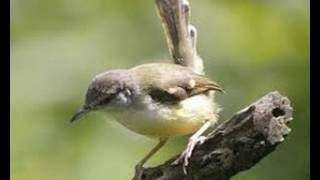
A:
[[147, 72, 223, 104], [188, 75, 224, 96], [131, 63, 223, 104], [149, 86, 188, 104]]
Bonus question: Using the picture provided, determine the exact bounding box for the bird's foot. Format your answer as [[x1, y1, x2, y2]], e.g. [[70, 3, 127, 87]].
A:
[[132, 163, 145, 180], [172, 135, 206, 174]]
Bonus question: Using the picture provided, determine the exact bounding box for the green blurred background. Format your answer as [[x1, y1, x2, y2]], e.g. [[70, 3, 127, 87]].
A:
[[10, 0, 309, 179]]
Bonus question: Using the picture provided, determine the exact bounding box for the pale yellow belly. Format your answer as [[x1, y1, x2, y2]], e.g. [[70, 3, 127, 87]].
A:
[[107, 94, 219, 138]]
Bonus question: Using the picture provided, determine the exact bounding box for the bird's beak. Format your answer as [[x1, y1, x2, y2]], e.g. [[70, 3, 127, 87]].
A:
[[70, 106, 91, 123]]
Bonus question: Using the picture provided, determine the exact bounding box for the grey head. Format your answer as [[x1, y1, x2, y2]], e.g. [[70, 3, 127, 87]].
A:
[[70, 69, 139, 123]]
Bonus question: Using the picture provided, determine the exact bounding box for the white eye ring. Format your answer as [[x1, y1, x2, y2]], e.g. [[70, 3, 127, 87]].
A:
[[117, 92, 127, 103], [125, 89, 132, 96]]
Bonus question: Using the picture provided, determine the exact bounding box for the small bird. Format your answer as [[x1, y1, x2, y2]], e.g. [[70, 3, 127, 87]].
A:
[[70, 62, 223, 179]]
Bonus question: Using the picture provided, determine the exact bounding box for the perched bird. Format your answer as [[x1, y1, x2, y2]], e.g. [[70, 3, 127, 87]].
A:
[[70, 63, 223, 179], [70, 0, 223, 179]]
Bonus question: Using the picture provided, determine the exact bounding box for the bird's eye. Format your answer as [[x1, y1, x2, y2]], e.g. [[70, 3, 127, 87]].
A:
[[100, 97, 112, 104]]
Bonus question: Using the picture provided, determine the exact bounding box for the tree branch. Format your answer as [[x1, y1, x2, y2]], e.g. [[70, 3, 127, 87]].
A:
[[142, 91, 293, 180]]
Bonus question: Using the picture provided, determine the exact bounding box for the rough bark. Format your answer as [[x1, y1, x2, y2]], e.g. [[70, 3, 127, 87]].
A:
[[142, 91, 293, 180]]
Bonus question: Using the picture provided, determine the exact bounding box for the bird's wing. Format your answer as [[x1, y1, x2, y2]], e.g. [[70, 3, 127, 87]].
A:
[[148, 86, 188, 104], [188, 75, 224, 96], [147, 74, 223, 104]]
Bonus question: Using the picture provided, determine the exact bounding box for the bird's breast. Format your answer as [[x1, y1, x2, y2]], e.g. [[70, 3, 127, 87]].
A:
[[104, 94, 219, 138]]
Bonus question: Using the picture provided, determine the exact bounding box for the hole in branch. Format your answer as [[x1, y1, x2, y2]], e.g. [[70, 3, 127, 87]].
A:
[[272, 108, 285, 117]]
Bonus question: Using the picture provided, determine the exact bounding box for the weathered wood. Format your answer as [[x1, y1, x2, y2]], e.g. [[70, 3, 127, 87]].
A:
[[142, 91, 293, 180]]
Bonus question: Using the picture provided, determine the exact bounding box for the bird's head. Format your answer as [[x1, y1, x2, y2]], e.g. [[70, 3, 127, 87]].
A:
[[70, 70, 139, 123]]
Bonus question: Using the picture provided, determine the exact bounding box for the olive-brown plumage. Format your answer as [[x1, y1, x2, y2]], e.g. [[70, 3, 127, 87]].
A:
[[131, 63, 223, 104]]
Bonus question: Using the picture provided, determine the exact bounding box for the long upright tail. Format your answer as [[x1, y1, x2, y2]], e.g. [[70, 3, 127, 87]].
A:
[[155, 0, 204, 75]]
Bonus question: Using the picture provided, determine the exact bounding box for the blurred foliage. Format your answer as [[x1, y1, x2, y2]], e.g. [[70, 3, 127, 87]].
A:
[[10, 0, 309, 179]]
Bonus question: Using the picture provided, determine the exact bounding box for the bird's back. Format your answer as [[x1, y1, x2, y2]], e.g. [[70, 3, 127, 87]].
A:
[[131, 63, 195, 90]]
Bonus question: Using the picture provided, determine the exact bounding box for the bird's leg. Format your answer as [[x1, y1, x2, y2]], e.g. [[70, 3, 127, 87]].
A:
[[172, 120, 213, 174], [132, 138, 168, 180]]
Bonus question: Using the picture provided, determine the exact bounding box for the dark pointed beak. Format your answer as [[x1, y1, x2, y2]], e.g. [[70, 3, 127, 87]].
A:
[[70, 106, 91, 123]]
